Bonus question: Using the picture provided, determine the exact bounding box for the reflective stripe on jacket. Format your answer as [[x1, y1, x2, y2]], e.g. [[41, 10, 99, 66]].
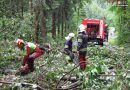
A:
[[77, 32, 88, 51]]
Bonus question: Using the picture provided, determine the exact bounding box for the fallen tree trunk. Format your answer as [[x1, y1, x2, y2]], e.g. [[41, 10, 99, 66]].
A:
[[57, 81, 82, 90], [60, 75, 79, 82]]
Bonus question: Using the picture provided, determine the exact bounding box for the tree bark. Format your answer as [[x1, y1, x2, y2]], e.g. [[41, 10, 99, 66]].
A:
[[41, 11, 46, 42], [57, 24, 60, 37], [34, 11, 40, 43], [57, 15, 60, 37], [57, 81, 82, 90], [64, 21, 66, 34], [61, 10, 64, 38], [21, 0, 23, 17], [61, 21, 64, 38], [18, 0, 23, 18], [29, 0, 33, 15], [52, 12, 56, 38]]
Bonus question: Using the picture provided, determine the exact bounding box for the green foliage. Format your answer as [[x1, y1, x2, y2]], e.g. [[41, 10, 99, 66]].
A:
[[82, 0, 113, 20], [0, 40, 130, 89], [45, 72, 57, 81], [81, 46, 130, 89], [0, 13, 34, 41], [0, 0, 28, 18], [0, 41, 22, 70], [0, 0, 130, 90], [110, 1, 130, 46]]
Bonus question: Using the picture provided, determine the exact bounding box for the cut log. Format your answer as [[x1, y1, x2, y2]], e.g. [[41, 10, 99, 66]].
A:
[[57, 81, 82, 90], [60, 75, 79, 82]]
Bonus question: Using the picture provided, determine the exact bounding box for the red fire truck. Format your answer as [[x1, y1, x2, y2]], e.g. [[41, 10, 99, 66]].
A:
[[81, 18, 108, 45]]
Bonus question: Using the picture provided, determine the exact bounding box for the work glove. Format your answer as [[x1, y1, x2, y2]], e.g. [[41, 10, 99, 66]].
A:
[[20, 64, 29, 73]]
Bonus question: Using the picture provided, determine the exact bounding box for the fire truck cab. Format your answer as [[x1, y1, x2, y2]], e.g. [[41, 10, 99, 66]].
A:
[[81, 18, 108, 45]]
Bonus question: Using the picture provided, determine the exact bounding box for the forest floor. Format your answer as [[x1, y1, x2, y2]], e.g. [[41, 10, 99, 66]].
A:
[[0, 42, 130, 90]]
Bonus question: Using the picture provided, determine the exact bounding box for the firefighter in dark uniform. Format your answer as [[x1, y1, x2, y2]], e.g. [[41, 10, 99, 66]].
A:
[[77, 24, 88, 70], [64, 33, 75, 62]]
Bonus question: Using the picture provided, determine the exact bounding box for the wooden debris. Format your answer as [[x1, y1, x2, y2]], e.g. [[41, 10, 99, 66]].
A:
[[0, 81, 43, 90]]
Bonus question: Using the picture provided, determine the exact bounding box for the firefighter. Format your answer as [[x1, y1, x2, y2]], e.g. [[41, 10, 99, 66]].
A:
[[64, 33, 75, 62], [77, 24, 88, 70], [15, 38, 43, 74]]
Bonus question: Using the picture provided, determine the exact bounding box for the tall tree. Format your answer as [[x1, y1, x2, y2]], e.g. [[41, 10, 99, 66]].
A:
[[34, 11, 40, 43], [32, 0, 90, 42], [29, 0, 33, 15], [52, 12, 56, 38]]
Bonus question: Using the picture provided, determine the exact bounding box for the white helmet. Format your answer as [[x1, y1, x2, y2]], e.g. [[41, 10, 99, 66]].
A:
[[68, 33, 75, 38], [65, 33, 75, 40], [79, 24, 87, 32]]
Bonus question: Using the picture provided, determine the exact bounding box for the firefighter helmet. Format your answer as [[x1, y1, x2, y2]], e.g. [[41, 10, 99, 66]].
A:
[[15, 38, 24, 46], [68, 33, 75, 38], [79, 24, 86, 32], [65, 33, 75, 40]]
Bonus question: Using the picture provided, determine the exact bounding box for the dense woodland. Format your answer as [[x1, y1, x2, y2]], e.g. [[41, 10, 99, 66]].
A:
[[0, 0, 130, 90]]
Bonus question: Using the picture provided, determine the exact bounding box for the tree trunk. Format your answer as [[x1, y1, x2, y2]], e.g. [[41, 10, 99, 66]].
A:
[[64, 21, 67, 33], [29, 0, 33, 15], [18, 0, 23, 18], [61, 10, 64, 38], [11, 1, 15, 16], [16, 0, 19, 13], [52, 12, 56, 38], [21, 0, 23, 17], [57, 24, 60, 37], [57, 15, 60, 37], [34, 11, 40, 43], [61, 21, 64, 38], [41, 11, 46, 42]]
